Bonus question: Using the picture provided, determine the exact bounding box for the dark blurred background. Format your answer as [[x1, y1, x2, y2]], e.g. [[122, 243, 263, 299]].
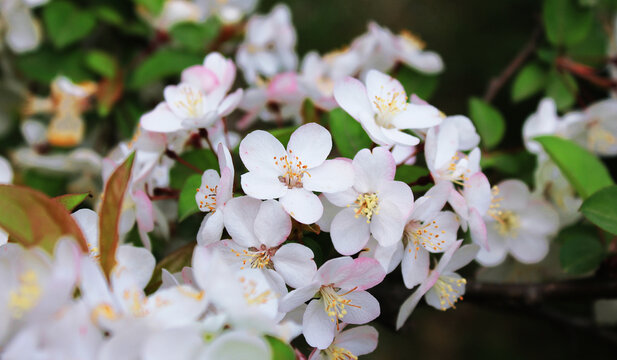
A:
[[257, 1, 617, 358]]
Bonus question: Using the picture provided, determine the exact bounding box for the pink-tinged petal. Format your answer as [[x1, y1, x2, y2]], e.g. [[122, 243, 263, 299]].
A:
[[468, 208, 488, 249], [197, 210, 225, 245], [377, 180, 414, 218], [519, 199, 559, 236], [341, 290, 380, 324], [133, 190, 154, 233], [401, 244, 430, 289], [287, 123, 332, 169], [336, 257, 385, 291], [279, 283, 321, 313], [181, 65, 219, 92], [279, 188, 323, 224], [203, 52, 236, 90], [324, 187, 359, 207], [140, 102, 184, 133], [223, 196, 261, 248], [497, 179, 530, 211], [444, 244, 480, 273], [216, 167, 234, 206], [216, 142, 233, 177], [217, 89, 244, 117], [239, 130, 286, 176], [359, 238, 404, 274], [395, 270, 439, 330], [304, 299, 337, 349], [316, 256, 355, 285], [381, 127, 420, 146], [303, 159, 354, 193], [424, 272, 465, 310], [410, 181, 451, 222], [391, 104, 442, 130], [333, 77, 374, 121], [447, 189, 469, 226], [476, 225, 508, 267], [507, 231, 550, 264], [365, 70, 406, 114], [241, 172, 287, 200], [353, 147, 396, 193], [273, 243, 317, 288], [435, 240, 463, 273], [334, 325, 378, 356], [254, 200, 292, 247], [370, 200, 404, 247], [316, 194, 342, 232], [464, 172, 492, 215], [331, 208, 371, 255]]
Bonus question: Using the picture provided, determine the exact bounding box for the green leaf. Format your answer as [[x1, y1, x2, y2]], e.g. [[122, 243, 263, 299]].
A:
[[94, 6, 125, 26], [328, 108, 372, 158], [169, 19, 221, 53], [396, 65, 440, 101], [559, 226, 604, 274], [0, 185, 88, 254], [85, 50, 116, 78], [23, 169, 68, 197], [269, 126, 299, 147], [134, 0, 165, 15], [266, 336, 295, 360], [169, 149, 218, 189], [178, 174, 202, 222], [395, 165, 429, 184], [580, 186, 617, 235], [511, 63, 547, 102], [43, 1, 97, 49], [480, 151, 537, 176], [535, 136, 613, 199], [543, 0, 593, 46], [99, 153, 135, 280], [128, 49, 202, 89], [53, 192, 91, 211], [468, 97, 506, 150], [545, 70, 577, 111], [16, 49, 93, 84], [567, 21, 608, 67]]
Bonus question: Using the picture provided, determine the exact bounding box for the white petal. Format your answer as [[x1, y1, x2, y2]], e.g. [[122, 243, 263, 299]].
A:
[[377, 180, 414, 219], [303, 159, 354, 193], [140, 102, 184, 133], [341, 290, 380, 324], [391, 104, 442, 130], [223, 196, 261, 248], [380, 127, 420, 146], [331, 208, 371, 255], [287, 123, 332, 169], [333, 77, 374, 122], [303, 299, 337, 349], [370, 200, 404, 247], [507, 231, 550, 264], [334, 325, 378, 356], [254, 199, 292, 248], [239, 130, 286, 176], [273, 243, 317, 288], [279, 283, 321, 313], [353, 147, 396, 193], [444, 244, 480, 272], [401, 244, 430, 289], [279, 188, 323, 224], [475, 225, 508, 267], [197, 210, 225, 245], [241, 172, 287, 199]]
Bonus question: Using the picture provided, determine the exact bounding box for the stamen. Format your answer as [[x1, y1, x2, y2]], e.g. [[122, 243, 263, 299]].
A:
[[319, 285, 361, 331], [349, 193, 380, 223]]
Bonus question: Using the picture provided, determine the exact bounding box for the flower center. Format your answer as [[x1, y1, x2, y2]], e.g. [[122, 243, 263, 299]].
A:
[[274, 149, 310, 189], [372, 92, 407, 128], [444, 155, 470, 185], [433, 275, 466, 311], [9, 270, 41, 319], [493, 210, 521, 237], [350, 193, 380, 223], [197, 184, 218, 212], [399, 30, 426, 50], [231, 246, 275, 270], [404, 220, 447, 255], [173, 86, 204, 118], [319, 285, 360, 330], [324, 346, 358, 360], [587, 122, 616, 153]]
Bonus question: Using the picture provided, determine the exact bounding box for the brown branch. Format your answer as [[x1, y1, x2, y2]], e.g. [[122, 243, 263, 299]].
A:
[[164, 149, 203, 174], [483, 27, 541, 103], [556, 57, 617, 89]]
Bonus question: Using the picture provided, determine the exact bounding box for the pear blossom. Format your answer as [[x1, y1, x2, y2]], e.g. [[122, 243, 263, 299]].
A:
[[325, 147, 413, 255], [1, 0, 48, 53], [209, 196, 317, 288], [396, 240, 479, 329], [140, 52, 243, 133], [236, 5, 298, 84], [476, 179, 559, 266], [308, 325, 378, 360], [401, 182, 459, 289], [239, 123, 354, 224], [280, 257, 385, 349], [334, 69, 442, 147], [195, 143, 234, 245]]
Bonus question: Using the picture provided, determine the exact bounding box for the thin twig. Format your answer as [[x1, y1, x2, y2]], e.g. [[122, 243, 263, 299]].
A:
[[198, 128, 217, 155], [164, 149, 203, 174], [483, 27, 541, 103]]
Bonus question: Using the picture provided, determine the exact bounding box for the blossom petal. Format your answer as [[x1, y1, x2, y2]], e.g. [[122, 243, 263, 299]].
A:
[[240, 172, 287, 200], [370, 200, 404, 247], [239, 130, 286, 176], [140, 103, 184, 133], [507, 231, 550, 264], [303, 299, 336, 349], [273, 243, 317, 288], [279, 188, 323, 224], [333, 77, 374, 122], [336, 257, 385, 291], [353, 147, 396, 193], [254, 200, 292, 248], [391, 104, 442, 130], [334, 325, 378, 356], [377, 180, 414, 219], [331, 208, 371, 255], [341, 290, 380, 324], [197, 210, 225, 245], [303, 159, 354, 193], [223, 196, 261, 248], [401, 244, 430, 289], [279, 283, 321, 313], [475, 225, 508, 267], [287, 123, 332, 169]]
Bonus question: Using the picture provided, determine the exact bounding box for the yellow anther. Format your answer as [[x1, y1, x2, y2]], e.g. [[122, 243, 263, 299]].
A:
[[352, 193, 380, 223]]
